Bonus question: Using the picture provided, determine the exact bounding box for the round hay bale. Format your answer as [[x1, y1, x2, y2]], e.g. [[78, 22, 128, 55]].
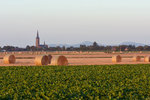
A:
[[120, 51, 123, 54], [132, 56, 141, 62], [35, 55, 49, 66], [144, 56, 150, 62], [3, 54, 16, 64], [51, 55, 68, 66], [112, 51, 115, 54], [112, 55, 122, 63], [47, 54, 52, 64]]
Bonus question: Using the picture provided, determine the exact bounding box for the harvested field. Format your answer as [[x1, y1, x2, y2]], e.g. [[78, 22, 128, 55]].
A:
[[0, 51, 150, 66]]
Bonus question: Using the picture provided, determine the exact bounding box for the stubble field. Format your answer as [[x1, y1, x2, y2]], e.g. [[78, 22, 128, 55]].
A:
[[0, 51, 150, 66]]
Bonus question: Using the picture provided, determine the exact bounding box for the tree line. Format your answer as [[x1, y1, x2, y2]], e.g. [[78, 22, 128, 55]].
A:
[[1, 42, 150, 52]]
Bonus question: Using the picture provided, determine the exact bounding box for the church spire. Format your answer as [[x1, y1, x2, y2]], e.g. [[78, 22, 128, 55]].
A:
[[36, 30, 39, 39], [36, 30, 40, 48]]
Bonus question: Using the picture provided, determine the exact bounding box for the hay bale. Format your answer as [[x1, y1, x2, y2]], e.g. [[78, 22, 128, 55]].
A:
[[112, 55, 122, 63], [47, 54, 52, 64], [132, 56, 141, 62], [35, 55, 49, 66], [3, 54, 16, 64], [51, 55, 68, 66], [112, 51, 115, 54], [144, 56, 150, 62], [120, 51, 123, 54]]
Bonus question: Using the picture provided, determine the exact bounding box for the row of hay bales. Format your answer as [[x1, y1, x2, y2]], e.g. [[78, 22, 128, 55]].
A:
[[34, 55, 68, 66], [112, 55, 150, 63], [3, 54, 68, 66], [3, 54, 150, 65]]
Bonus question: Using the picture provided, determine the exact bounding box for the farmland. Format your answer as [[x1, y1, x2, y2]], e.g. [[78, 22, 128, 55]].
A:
[[1, 64, 150, 99], [0, 51, 150, 66]]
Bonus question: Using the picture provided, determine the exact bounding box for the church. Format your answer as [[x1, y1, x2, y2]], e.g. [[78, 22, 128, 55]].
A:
[[36, 30, 48, 48]]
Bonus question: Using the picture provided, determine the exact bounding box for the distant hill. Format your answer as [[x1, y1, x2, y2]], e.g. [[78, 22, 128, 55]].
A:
[[48, 41, 148, 47], [77, 41, 94, 46], [48, 41, 94, 47], [120, 42, 146, 47]]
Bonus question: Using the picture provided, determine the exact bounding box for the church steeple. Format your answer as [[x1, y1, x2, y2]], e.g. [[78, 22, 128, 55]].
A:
[[36, 30, 39, 39], [36, 30, 40, 48]]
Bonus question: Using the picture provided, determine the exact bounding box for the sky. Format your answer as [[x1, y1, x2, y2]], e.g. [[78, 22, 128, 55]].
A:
[[0, 0, 150, 47]]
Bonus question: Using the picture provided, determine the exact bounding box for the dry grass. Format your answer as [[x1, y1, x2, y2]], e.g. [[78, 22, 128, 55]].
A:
[[0, 52, 150, 66]]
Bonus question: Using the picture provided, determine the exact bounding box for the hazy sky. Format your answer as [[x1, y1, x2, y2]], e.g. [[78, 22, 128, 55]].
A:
[[0, 0, 150, 47]]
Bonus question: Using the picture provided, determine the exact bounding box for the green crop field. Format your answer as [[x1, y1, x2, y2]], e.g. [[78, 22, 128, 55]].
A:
[[0, 65, 150, 100]]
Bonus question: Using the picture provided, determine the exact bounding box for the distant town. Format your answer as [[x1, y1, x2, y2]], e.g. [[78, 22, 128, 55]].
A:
[[0, 31, 150, 52]]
